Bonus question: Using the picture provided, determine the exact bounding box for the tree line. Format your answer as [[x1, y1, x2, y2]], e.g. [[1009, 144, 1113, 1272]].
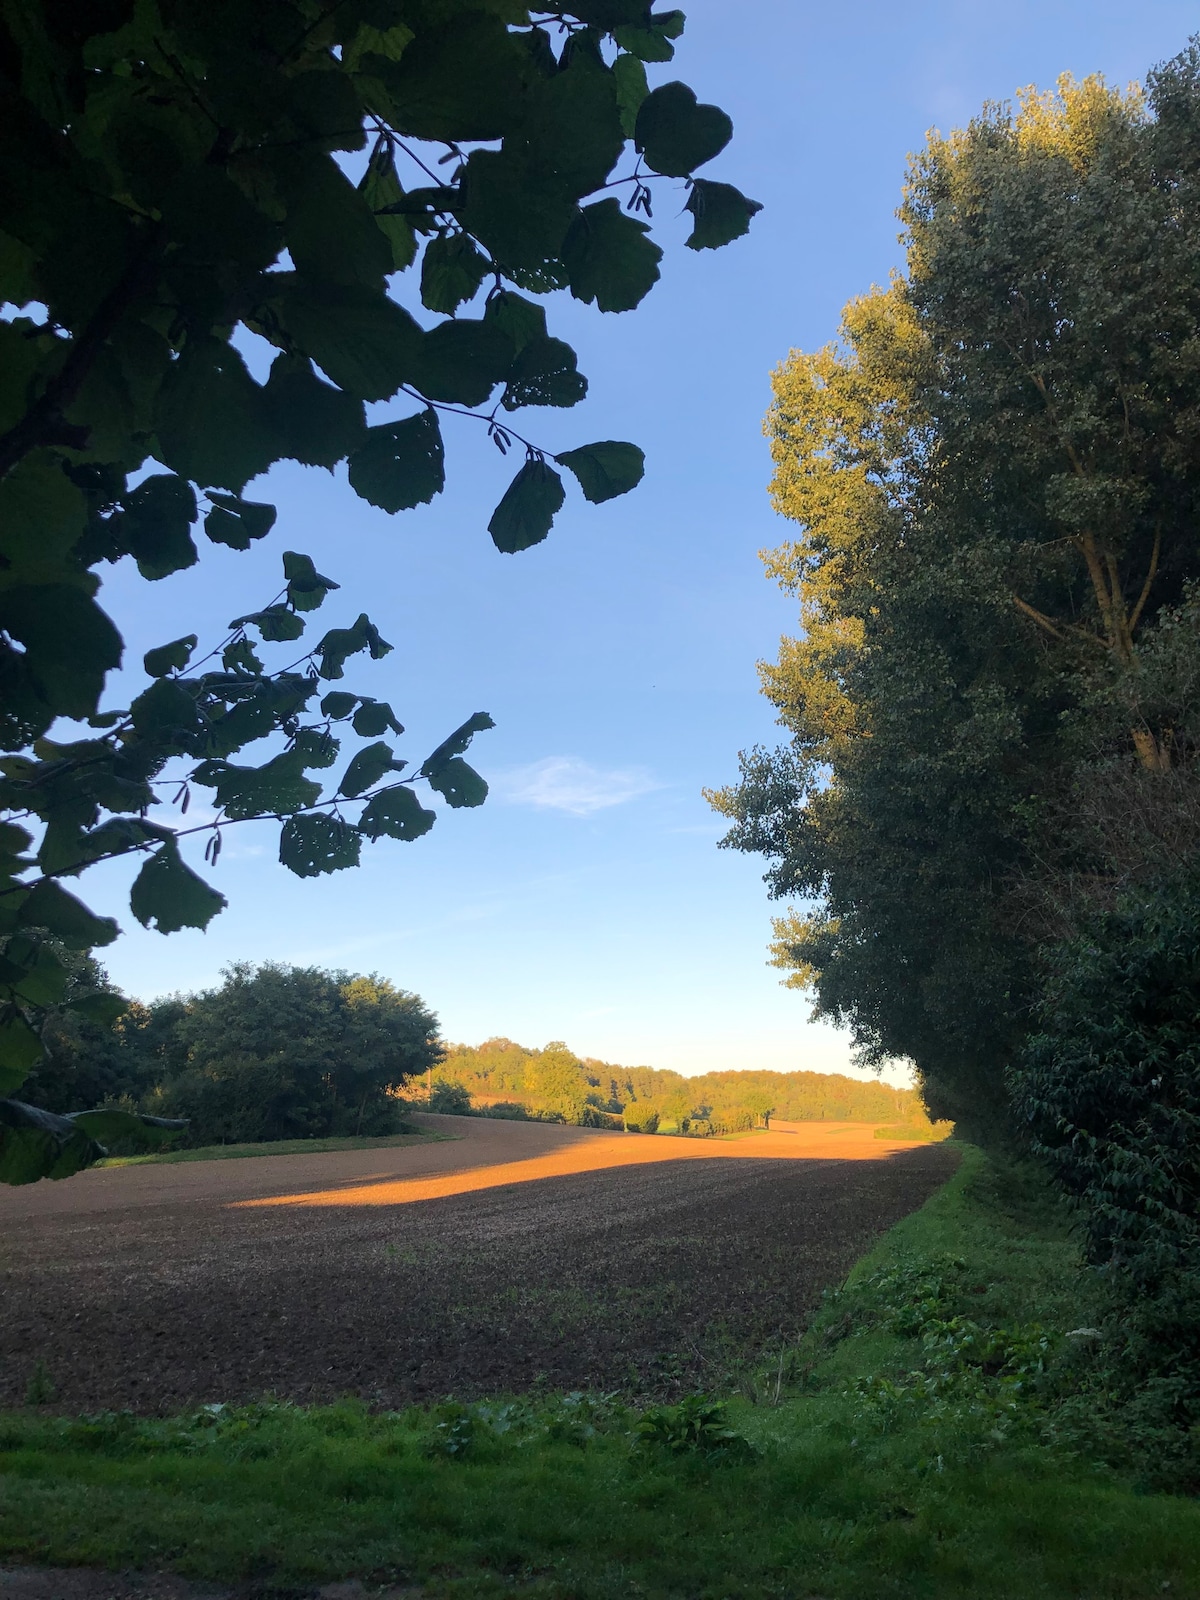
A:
[[435, 1036, 928, 1134], [710, 48, 1200, 1441]]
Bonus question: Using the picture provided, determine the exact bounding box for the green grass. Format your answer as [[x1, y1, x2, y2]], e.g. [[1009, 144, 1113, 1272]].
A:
[[3, 1146, 1199, 1597], [98, 1127, 454, 1168]]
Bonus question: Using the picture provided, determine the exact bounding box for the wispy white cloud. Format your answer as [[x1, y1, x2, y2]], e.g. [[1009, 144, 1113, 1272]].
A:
[[492, 756, 661, 817]]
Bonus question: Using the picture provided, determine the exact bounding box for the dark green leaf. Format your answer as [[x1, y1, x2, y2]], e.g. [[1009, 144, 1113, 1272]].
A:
[[377, 15, 530, 141], [19, 879, 119, 949], [635, 81, 733, 177], [316, 613, 393, 680], [130, 843, 227, 934], [0, 1099, 104, 1183], [262, 354, 367, 470], [0, 1012, 41, 1095], [556, 440, 646, 502], [232, 604, 305, 643], [0, 586, 122, 725], [562, 199, 662, 313], [321, 691, 358, 720], [204, 494, 277, 551], [488, 458, 566, 553], [411, 318, 515, 407], [568, 0, 653, 26], [359, 785, 436, 841], [69, 1107, 187, 1147], [684, 179, 763, 250], [614, 25, 674, 61], [155, 339, 275, 492], [291, 727, 339, 769], [503, 337, 588, 411], [272, 279, 422, 403], [612, 53, 650, 136], [278, 813, 362, 877], [347, 410, 445, 513], [421, 233, 491, 315], [118, 474, 199, 580], [339, 740, 401, 798], [457, 150, 576, 277], [67, 991, 129, 1027], [426, 756, 488, 808], [2, 935, 68, 1007], [222, 637, 263, 673], [284, 551, 340, 613], [511, 54, 624, 202], [144, 635, 198, 678], [197, 752, 322, 820], [281, 154, 393, 289], [352, 700, 404, 737], [130, 677, 204, 747], [420, 712, 497, 776], [484, 290, 547, 354], [359, 141, 418, 273]]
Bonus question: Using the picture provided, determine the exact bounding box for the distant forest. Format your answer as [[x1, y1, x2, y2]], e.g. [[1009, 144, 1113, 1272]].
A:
[[434, 1038, 930, 1136]]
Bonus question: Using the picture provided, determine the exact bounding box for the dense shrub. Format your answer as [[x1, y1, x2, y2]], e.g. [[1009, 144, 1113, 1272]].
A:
[[149, 964, 442, 1145], [428, 1081, 473, 1116], [1012, 869, 1200, 1432]]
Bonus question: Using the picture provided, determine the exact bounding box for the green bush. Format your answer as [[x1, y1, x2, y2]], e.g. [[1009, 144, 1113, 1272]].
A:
[[1012, 868, 1200, 1442], [427, 1081, 473, 1115]]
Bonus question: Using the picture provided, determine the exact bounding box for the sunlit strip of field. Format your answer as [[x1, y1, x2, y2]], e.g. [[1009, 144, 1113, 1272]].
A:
[[234, 1119, 938, 1209]]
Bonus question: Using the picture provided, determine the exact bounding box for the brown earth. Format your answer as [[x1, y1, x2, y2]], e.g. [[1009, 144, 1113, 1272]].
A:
[[0, 1114, 957, 1414]]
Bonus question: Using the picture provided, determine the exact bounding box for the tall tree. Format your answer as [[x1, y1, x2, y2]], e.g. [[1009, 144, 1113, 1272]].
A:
[[0, 0, 760, 1179], [710, 54, 1200, 1135]]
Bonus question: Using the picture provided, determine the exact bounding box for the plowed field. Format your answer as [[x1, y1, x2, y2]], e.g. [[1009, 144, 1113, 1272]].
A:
[[0, 1115, 957, 1413]]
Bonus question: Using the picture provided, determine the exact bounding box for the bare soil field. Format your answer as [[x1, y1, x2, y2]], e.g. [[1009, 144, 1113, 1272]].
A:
[[0, 1115, 957, 1413]]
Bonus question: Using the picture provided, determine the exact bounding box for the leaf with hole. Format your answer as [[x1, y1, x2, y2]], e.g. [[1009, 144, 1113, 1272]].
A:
[[359, 785, 436, 841], [426, 756, 488, 808], [420, 712, 496, 777], [347, 410, 445, 513], [502, 337, 587, 411], [278, 813, 362, 877]]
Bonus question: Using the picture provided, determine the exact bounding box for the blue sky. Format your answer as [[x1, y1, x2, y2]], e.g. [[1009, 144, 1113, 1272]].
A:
[[86, 0, 1197, 1082]]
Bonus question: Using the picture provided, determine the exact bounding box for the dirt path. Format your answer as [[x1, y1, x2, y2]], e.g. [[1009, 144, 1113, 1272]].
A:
[[0, 1116, 957, 1412]]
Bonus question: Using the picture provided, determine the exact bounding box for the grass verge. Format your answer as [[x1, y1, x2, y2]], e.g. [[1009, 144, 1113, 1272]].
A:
[[2, 1145, 1197, 1597], [98, 1127, 453, 1168]]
